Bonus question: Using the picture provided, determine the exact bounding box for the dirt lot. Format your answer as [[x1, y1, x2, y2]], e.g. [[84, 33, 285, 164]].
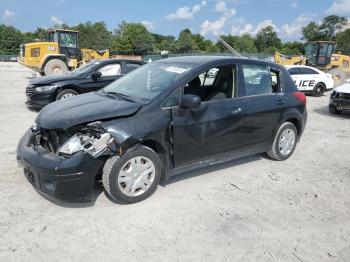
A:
[[0, 62, 349, 262]]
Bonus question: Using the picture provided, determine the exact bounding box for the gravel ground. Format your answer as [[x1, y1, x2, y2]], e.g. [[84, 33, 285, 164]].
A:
[[0, 62, 350, 262]]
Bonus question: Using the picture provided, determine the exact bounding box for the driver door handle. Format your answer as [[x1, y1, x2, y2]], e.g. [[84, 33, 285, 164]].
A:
[[230, 107, 242, 114]]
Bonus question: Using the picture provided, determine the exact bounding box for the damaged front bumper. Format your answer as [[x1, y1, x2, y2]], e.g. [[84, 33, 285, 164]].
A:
[[329, 97, 350, 111], [16, 129, 105, 203]]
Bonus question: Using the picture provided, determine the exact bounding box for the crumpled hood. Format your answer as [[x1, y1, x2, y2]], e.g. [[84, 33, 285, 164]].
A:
[[335, 83, 350, 94], [36, 92, 141, 130], [30, 74, 79, 85]]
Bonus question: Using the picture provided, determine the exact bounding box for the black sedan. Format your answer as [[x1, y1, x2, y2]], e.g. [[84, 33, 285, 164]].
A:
[[17, 56, 307, 204], [25, 59, 143, 109]]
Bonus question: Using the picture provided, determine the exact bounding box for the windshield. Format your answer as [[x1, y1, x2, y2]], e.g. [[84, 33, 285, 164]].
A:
[[59, 32, 77, 47], [71, 61, 100, 75], [104, 62, 194, 100]]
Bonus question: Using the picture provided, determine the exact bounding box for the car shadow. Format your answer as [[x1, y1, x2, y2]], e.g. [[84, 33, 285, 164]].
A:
[[26, 106, 40, 113], [36, 154, 267, 207], [313, 105, 350, 119], [166, 153, 265, 185]]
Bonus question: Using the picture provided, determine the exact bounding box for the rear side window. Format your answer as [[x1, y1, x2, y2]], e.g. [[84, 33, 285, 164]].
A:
[[299, 67, 319, 75], [242, 65, 273, 96], [98, 63, 121, 76], [288, 68, 300, 75]]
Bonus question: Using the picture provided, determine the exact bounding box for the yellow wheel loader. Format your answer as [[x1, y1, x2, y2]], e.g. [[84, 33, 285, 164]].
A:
[[275, 41, 350, 86], [274, 52, 306, 66], [19, 29, 109, 75]]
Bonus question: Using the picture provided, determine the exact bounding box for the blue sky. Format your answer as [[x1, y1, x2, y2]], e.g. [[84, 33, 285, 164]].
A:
[[0, 0, 347, 41]]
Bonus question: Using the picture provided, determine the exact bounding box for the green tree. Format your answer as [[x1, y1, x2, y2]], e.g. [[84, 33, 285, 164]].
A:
[[320, 15, 347, 41], [238, 34, 257, 53], [23, 27, 48, 43], [303, 16, 348, 42], [0, 24, 23, 55], [192, 34, 218, 53], [176, 29, 198, 53], [113, 22, 155, 55], [255, 26, 282, 53], [216, 34, 239, 52], [302, 22, 322, 41], [281, 41, 304, 55], [152, 33, 176, 52], [336, 28, 350, 54], [72, 21, 113, 50]]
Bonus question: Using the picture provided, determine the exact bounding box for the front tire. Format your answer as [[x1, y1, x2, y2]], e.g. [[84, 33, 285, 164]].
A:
[[56, 89, 79, 100], [267, 122, 298, 161], [102, 145, 162, 204], [329, 104, 342, 114], [44, 59, 68, 75], [312, 83, 325, 97]]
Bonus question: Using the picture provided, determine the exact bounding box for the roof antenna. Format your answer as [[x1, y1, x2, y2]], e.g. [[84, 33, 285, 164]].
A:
[[217, 36, 243, 57]]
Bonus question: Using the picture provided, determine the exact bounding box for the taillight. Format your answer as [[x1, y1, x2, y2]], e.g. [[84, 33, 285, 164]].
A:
[[293, 92, 306, 104]]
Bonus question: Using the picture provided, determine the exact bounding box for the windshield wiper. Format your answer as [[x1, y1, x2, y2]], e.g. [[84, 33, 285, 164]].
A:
[[105, 91, 136, 103]]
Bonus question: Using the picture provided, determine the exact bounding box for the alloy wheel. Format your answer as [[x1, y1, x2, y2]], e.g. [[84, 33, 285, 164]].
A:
[[60, 93, 76, 100]]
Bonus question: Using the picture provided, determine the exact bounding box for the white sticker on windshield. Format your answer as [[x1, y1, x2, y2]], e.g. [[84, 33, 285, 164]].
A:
[[165, 66, 188, 74]]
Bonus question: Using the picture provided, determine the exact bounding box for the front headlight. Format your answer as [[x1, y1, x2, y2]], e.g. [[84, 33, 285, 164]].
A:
[[58, 132, 114, 157], [36, 85, 58, 92], [58, 135, 85, 155]]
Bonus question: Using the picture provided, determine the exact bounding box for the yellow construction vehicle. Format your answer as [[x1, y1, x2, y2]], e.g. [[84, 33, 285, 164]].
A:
[[275, 41, 350, 85], [274, 52, 306, 66], [19, 29, 109, 75]]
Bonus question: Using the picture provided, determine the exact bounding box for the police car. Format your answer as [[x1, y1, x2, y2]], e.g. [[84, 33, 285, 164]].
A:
[[285, 65, 334, 97]]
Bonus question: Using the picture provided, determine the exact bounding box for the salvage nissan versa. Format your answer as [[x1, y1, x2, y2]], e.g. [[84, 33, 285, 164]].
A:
[[17, 56, 307, 204]]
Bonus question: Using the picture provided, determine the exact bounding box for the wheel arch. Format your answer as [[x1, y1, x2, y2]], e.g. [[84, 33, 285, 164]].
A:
[[120, 138, 170, 184], [316, 81, 326, 90], [278, 109, 304, 138], [285, 117, 301, 136]]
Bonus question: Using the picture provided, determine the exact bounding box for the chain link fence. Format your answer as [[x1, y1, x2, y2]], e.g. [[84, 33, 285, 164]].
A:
[[0, 55, 18, 62]]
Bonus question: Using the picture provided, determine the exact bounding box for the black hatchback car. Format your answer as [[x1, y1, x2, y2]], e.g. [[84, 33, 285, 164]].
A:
[[17, 56, 307, 204], [25, 59, 143, 109]]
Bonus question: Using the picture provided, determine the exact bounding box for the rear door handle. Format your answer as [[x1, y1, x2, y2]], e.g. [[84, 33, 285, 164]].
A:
[[230, 107, 242, 114], [277, 99, 285, 106]]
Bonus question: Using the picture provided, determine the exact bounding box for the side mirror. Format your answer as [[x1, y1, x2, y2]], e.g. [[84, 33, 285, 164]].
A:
[[91, 71, 102, 80], [179, 94, 201, 109]]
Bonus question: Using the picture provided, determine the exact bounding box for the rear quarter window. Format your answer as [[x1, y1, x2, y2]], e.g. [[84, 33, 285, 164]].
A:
[[242, 64, 273, 96]]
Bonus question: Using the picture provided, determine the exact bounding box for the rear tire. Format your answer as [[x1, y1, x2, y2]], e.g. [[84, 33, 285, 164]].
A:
[[267, 122, 298, 161], [44, 59, 68, 75], [102, 145, 162, 204], [312, 83, 325, 97], [329, 104, 342, 114], [56, 89, 79, 100]]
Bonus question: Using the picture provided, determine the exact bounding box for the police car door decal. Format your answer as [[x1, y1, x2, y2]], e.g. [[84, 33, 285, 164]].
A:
[[294, 79, 316, 89]]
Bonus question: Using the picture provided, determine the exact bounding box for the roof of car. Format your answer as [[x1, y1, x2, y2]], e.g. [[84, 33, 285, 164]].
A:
[[284, 65, 310, 68], [284, 65, 324, 73], [97, 59, 143, 64], [156, 55, 282, 68], [158, 56, 241, 64]]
